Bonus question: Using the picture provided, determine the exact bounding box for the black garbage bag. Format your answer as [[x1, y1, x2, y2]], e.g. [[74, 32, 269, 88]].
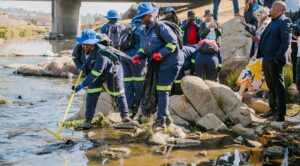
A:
[[140, 60, 159, 117]]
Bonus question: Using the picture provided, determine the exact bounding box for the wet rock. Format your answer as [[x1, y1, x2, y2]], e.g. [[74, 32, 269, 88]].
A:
[[3, 64, 25, 69], [174, 138, 201, 147], [99, 147, 131, 159], [248, 99, 269, 114], [168, 124, 186, 139], [233, 136, 244, 145], [71, 92, 117, 120], [245, 139, 262, 148], [181, 76, 226, 121], [232, 123, 256, 139], [196, 113, 228, 132], [264, 146, 285, 159], [221, 17, 252, 72], [148, 132, 169, 145], [169, 95, 201, 122], [114, 121, 139, 129], [0, 96, 7, 104], [16, 64, 43, 76], [228, 106, 265, 127], [270, 122, 284, 130], [15, 56, 77, 78]]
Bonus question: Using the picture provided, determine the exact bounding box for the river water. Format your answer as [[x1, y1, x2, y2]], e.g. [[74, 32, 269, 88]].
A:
[[0, 39, 263, 166]]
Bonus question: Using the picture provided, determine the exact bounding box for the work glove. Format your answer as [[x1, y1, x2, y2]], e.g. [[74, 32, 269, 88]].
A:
[[72, 84, 84, 93], [152, 52, 163, 62], [132, 55, 141, 65]]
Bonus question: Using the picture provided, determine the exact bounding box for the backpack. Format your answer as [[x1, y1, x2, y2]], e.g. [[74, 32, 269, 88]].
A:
[[119, 26, 137, 51], [198, 39, 219, 54], [107, 24, 122, 49], [154, 20, 183, 49]]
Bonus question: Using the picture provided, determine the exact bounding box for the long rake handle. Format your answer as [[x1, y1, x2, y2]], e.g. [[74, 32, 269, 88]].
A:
[[57, 71, 83, 134]]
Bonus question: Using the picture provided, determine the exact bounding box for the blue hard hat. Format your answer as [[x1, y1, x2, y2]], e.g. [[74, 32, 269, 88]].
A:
[[105, 10, 122, 19], [164, 7, 175, 14], [133, 3, 159, 20], [76, 29, 99, 45]]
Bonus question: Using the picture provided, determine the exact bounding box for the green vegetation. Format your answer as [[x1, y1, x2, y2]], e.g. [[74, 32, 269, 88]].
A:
[[284, 65, 293, 88], [19, 30, 26, 37], [0, 26, 7, 39], [225, 67, 243, 91], [63, 116, 105, 128]]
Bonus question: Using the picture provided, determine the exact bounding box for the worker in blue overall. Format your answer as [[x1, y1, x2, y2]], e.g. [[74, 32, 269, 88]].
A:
[[171, 46, 197, 95], [121, 18, 146, 118], [101, 10, 126, 49], [72, 29, 130, 129], [132, 3, 183, 131]]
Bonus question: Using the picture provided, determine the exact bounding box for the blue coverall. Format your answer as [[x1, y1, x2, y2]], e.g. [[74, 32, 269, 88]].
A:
[[137, 19, 184, 121], [121, 23, 146, 110], [171, 46, 197, 95], [72, 44, 129, 121], [101, 19, 126, 49]]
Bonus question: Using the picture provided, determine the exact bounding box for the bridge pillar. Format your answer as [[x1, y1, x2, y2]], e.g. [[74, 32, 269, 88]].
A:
[[51, 0, 81, 39]]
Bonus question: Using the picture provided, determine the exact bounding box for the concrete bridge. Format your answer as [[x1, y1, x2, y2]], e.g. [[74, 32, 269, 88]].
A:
[[13, 0, 206, 38]]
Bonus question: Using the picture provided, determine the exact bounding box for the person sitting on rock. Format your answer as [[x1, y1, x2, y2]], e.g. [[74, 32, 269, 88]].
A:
[[161, 7, 180, 25], [237, 6, 271, 99], [72, 29, 131, 129]]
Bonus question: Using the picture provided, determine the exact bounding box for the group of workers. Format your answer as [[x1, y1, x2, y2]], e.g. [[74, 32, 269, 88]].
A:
[[72, 3, 223, 131]]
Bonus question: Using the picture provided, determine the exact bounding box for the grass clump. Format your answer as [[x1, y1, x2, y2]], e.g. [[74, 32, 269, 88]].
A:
[[225, 67, 243, 91]]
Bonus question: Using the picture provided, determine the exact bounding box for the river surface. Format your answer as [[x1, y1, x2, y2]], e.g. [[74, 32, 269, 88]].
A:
[[0, 39, 264, 166]]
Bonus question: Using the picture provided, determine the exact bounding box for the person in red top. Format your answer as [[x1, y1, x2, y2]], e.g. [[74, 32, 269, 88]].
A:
[[187, 22, 198, 45], [181, 10, 203, 47]]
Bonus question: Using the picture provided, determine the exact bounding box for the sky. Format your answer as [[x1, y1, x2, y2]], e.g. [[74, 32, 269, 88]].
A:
[[0, 1, 135, 15]]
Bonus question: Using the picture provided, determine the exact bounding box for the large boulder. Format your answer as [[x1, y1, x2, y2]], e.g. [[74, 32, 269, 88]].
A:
[[232, 123, 256, 139], [169, 95, 201, 122], [16, 64, 43, 76], [170, 114, 190, 126], [181, 76, 227, 121], [221, 17, 252, 72], [15, 56, 77, 78], [228, 106, 265, 127], [205, 80, 244, 114], [70, 92, 118, 120]]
